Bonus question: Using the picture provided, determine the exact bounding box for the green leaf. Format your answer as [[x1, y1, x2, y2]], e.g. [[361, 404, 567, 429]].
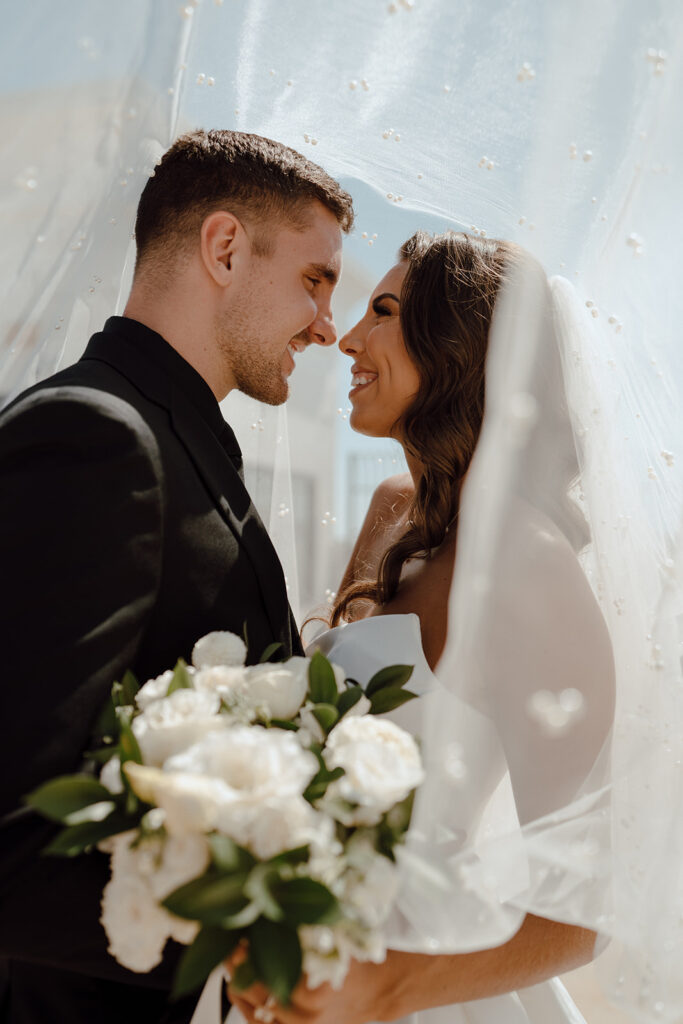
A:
[[383, 789, 416, 835], [308, 651, 338, 705], [337, 686, 364, 719], [92, 692, 119, 741], [259, 642, 283, 664], [366, 664, 414, 697], [232, 958, 257, 992], [267, 845, 310, 868], [369, 687, 419, 715], [120, 669, 140, 704], [82, 745, 118, 765], [171, 926, 241, 1000], [244, 865, 284, 921], [273, 877, 340, 926], [269, 718, 299, 731], [220, 901, 261, 929], [116, 708, 143, 765], [307, 743, 325, 769], [303, 765, 345, 804], [24, 775, 113, 823], [208, 834, 255, 874], [64, 800, 117, 826], [249, 918, 302, 1006], [43, 815, 133, 857], [162, 870, 251, 926], [167, 659, 192, 695], [310, 703, 339, 733]]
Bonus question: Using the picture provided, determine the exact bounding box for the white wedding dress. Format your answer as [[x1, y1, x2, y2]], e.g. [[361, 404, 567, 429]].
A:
[[307, 612, 587, 1024]]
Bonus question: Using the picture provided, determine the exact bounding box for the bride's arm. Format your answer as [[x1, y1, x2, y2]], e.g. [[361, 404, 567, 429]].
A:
[[230, 913, 597, 1024]]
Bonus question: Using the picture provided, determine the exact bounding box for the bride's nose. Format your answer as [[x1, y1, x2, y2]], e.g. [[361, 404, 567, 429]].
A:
[[338, 320, 365, 357]]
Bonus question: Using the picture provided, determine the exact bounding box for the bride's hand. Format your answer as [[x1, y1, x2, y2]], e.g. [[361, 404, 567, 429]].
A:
[[226, 957, 395, 1024]]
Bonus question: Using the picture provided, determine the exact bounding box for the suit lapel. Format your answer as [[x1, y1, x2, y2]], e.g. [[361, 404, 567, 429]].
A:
[[81, 328, 292, 647], [167, 386, 292, 642]]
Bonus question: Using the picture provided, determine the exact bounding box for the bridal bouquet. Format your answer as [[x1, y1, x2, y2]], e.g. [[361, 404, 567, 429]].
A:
[[25, 632, 423, 1004]]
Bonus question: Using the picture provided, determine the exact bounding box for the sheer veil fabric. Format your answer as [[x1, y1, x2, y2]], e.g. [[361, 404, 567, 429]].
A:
[[2, 2, 683, 1021]]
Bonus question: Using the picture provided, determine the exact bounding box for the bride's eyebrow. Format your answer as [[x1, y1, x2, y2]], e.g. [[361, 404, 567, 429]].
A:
[[372, 292, 400, 312]]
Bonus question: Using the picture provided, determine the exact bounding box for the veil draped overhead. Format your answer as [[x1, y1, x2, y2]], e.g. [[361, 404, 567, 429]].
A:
[[2, 2, 683, 1021]]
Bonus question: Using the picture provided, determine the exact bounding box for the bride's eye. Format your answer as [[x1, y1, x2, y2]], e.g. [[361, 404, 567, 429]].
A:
[[373, 304, 392, 317]]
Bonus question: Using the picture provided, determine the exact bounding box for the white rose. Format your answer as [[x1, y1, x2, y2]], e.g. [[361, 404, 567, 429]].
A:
[[99, 754, 124, 794], [245, 657, 310, 720], [192, 631, 247, 668], [324, 716, 424, 826], [132, 688, 227, 766], [135, 670, 174, 710]]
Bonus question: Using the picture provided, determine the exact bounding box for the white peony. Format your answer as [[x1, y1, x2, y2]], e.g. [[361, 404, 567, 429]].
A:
[[342, 843, 398, 930], [164, 724, 317, 794], [216, 794, 333, 861], [127, 727, 321, 856], [99, 830, 208, 971], [101, 868, 174, 972], [99, 754, 124, 794], [194, 664, 249, 700], [300, 918, 387, 991], [132, 688, 227, 766], [297, 703, 325, 744], [124, 764, 226, 835], [245, 657, 310, 720], [135, 669, 174, 710], [324, 716, 424, 826], [192, 631, 247, 668]]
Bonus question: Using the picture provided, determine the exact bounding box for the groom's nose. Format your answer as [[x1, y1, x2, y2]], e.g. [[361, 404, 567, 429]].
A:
[[306, 306, 337, 347]]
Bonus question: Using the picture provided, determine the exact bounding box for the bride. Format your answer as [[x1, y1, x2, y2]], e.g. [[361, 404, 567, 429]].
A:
[[230, 229, 615, 1024]]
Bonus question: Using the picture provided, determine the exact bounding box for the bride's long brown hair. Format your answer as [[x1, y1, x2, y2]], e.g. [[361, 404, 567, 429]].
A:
[[329, 230, 520, 627]]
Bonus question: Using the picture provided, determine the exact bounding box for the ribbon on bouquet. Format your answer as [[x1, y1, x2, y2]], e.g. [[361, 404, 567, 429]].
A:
[[190, 965, 237, 1024]]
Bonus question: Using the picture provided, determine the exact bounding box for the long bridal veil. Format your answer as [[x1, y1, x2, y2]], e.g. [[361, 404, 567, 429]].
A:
[[2, 1, 682, 1021]]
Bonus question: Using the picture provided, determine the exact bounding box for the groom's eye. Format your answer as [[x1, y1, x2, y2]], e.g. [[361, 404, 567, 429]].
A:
[[306, 276, 321, 289]]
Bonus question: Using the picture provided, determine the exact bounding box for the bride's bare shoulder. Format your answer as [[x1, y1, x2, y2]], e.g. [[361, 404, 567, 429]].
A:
[[338, 473, 413, 594], [368, 472, 414, 523]]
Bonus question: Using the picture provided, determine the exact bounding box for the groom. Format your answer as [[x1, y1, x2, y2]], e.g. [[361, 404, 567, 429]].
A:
[[0, 130, 353, 1023]]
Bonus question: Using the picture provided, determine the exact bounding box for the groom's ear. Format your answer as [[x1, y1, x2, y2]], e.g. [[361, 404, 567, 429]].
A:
[[200, 211, 247, 287]]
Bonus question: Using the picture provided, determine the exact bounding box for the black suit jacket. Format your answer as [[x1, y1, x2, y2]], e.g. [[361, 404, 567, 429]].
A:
[[0, 317, 302, 1023]]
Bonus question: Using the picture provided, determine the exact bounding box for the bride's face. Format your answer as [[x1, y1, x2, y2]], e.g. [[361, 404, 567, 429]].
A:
[[338, 262, 420, 439]]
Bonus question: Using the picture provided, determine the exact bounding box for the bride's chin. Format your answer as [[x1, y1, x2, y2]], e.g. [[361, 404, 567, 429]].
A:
[[348, 413, 390, 439]]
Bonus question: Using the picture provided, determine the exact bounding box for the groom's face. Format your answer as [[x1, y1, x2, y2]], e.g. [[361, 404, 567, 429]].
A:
[[217, 201, 343, 405]]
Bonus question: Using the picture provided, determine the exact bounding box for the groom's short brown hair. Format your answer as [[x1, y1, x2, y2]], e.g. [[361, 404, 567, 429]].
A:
[[134, 129, 354, 269]]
